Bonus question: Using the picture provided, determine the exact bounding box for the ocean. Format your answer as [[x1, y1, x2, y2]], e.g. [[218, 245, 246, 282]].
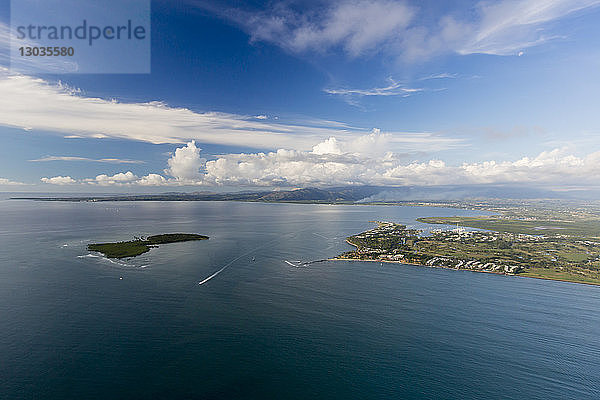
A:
[[1, 199, 599, 399]]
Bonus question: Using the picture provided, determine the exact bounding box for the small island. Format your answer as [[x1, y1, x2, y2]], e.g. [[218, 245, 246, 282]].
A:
[[88, 233, 209, 259]]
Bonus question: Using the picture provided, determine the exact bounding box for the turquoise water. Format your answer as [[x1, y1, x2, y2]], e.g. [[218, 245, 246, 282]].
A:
[[1, 200, 599, 399]]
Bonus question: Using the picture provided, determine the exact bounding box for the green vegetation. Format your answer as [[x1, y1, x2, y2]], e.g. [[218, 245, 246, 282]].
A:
[[88, 233, 209, 259], [519, 268, 600, 286], [416, 216, 600, 237], [12, 187, 380, 204], [338, 218, 600, 286]]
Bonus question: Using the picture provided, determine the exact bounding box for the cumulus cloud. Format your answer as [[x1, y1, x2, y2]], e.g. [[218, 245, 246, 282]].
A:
[[40, 172, 171, 187], [53, 171, 167, 186], [199, 146, 600, 187], [312, 137, 343, 155], [202, 148, 378, 186], [137, 174, 168, 186], [41, 176, 76, 185], [217, 0, 600, 60], [166, 140, 205, 181], [39, 139, 600, 189], [0, 178, 26, 185], [88, 171, 139, 186], [312, 129, 395, 157]]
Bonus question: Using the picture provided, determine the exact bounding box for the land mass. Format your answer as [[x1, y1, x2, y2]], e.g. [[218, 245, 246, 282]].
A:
[[337, 217, 600, 286], [11, 187, 381, 204], [88, 233, 209, 259], [12, 185, 600, 204]]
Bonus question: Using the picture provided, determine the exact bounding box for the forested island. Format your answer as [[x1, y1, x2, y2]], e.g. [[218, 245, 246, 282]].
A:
[[88, 233, 209, 258]]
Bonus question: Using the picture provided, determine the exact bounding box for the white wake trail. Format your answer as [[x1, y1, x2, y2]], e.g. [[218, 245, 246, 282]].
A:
[[284, 260, 300, 267], [197, 249, 252, 285], [197, 228, 315, 286], [197, 264, 230, 285]]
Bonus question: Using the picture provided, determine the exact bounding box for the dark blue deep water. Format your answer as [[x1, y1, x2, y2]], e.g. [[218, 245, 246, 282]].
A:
[[1, 199, 599, 399]]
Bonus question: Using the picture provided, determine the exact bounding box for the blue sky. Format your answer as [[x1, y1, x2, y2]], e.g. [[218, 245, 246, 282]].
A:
[[1, 0, 599, 192]]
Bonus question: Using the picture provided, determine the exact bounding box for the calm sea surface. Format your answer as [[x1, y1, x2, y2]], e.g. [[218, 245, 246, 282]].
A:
[[1, 199, 599, 399]]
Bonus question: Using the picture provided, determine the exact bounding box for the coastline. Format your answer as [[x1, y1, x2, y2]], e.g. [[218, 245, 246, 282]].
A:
[[327, 257, 600, 287]]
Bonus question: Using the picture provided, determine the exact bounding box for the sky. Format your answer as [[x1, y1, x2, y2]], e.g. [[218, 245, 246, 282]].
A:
[[1, 0, 599, 193]]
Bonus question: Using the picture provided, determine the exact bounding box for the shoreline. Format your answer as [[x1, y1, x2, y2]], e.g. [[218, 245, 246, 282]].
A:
[[327, 257, 600, 287]]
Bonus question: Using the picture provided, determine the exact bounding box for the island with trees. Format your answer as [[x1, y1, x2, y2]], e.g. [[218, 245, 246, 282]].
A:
[[88, 233, 209, 259]]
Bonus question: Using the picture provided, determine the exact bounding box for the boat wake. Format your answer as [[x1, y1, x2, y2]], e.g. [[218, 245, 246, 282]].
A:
[[198, 235, 287, 286], [284, 259, 328, 267], [198, 264, 230, 285], [284, 260, 304, 267], [198, 229, 327, 286]]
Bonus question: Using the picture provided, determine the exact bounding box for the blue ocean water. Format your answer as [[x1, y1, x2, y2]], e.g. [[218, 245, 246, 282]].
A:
[[0, 199, 599, 399]]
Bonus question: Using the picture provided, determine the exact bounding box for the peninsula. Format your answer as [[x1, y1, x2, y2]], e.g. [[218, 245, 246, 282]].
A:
[[337, 219, 600, 286], [88, 233, 209, 259]]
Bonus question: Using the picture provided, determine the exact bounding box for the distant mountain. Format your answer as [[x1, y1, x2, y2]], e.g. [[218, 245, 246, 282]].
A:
[[11, 184, 599, 203], [357, 185, 600, 202], [11, 186, 383, 203], [258, 187, 381, 202]]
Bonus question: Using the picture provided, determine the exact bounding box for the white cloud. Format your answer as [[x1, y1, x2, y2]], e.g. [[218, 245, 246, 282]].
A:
[[0, 68, 458, 152], [43, 140, 600, 188], [202, 149, 373, 186], [166, 140, 205, 181], [312, 129, 394, 157], [29, 156, 144, 164], [89, 171, 139, 186], [90, 172, 172, 186], [199, 145, 600, 187], [137, 174, 168, 186], [41, 176, 76, 185], [312, 137, 343, 155], [220, 0, 600, 60], [419, 73, 458, 80], [239, 0, 416, 56], [254, 115, 268, 119], [40, 172, 171, 187], [324, 78, 422, 98], [456, 0, 600, 55], [0, 177, 26, 185]]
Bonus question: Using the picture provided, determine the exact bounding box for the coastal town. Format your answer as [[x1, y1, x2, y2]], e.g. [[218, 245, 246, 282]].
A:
[[337, 221, 600, 284]]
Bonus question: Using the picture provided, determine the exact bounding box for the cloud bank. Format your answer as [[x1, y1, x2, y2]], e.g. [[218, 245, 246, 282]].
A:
[[39, 138, 600, 188]]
